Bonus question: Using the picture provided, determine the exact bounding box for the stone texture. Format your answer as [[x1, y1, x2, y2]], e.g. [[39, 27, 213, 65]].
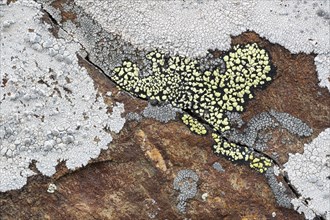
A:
[[1, 1, 330, 219]]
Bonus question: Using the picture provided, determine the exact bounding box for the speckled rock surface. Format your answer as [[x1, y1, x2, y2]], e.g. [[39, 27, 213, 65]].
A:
[[1, 0, 330, 219]]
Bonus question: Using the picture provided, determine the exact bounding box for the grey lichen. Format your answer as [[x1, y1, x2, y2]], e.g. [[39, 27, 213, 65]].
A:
[[269, 110, 313, 137], [212, 162, 225, 173], [126, 112, 142, 122], [225, 110, 313, 151], [265, 167, 292, 209], [173, 169, 199, 213], [225, 112, 277, 148], [75, 0, 330, 56], [225, 111, 244, 128], [142, 103, 181, 123], [284, 128, 330, 220], [106, 102, 126, 133], [0, 1, 125, 192]]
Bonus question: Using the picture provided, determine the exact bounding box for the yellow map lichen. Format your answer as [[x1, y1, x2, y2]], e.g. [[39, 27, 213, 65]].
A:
[[181, 114, 207, 135], [111, 43, 274, 173]]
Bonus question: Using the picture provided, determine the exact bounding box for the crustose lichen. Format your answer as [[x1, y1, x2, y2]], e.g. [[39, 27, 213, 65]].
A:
[[110, 43, 275, 173]]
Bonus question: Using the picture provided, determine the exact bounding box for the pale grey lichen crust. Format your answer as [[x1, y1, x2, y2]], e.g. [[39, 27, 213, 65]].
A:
[[212, 162, 225, 173], [75, 0, 330, 92], [75, 0, 329, 56], [269, 110, 313, 137], [0, 1, 125, 192], [225, 110, 312, 151], [284, 128, 330, 220], [142, 103, 182, 123], [173, 170, 199, 213], [314, 53, 330, 92], [106, 102, 125, 133], [265, 167, 292, 208]]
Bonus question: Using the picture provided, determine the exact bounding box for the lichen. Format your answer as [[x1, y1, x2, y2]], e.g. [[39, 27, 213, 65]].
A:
[[75, 0, 330, 57], [284, 128, 330, 219], [265, 167, 292, 208], [142, 103, 181, 123], [269, 110, 313, 137], [181, 114, 207, 135], [110, 43, 275, 172], [225, 110, 313, 151], [212, 162, 225, 173], [0, 1, 125, 192], [173, 169, 199, 213]]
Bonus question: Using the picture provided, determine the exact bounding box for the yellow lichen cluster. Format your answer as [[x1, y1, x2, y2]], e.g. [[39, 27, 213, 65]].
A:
[[212, 133, 271, 173], [181, 114, 207, 135], [111, 43, 274, 173]]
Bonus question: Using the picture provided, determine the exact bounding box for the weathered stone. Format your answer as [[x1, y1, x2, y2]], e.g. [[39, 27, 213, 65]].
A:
[[1, 1, 329, 219]]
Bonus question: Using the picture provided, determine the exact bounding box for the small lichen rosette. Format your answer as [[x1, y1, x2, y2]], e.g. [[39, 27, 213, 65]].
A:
[[111, 43, 274, 173]]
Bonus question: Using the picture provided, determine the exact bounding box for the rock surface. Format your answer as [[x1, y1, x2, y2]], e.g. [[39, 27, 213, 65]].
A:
[[1, 0, 329, 220]]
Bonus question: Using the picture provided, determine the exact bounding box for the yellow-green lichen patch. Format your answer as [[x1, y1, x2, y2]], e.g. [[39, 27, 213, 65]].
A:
[[110, 43, 275, 173], [181, 114, 207, 135], [211, 133, 271, 173]]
